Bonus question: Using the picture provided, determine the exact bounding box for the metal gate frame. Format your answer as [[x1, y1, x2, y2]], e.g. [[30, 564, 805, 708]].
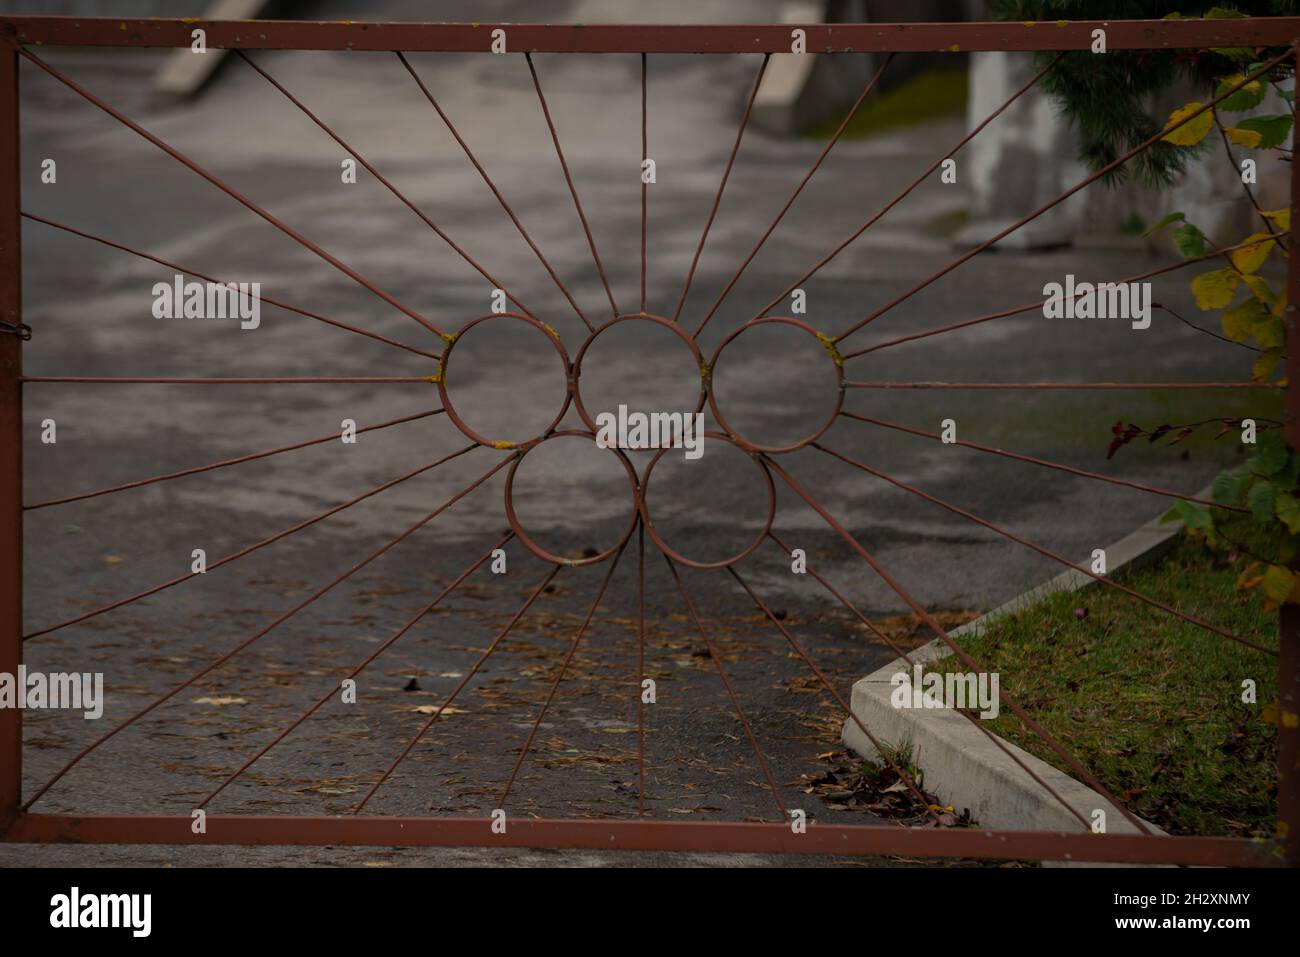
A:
[[0, 14, 1296, 867]]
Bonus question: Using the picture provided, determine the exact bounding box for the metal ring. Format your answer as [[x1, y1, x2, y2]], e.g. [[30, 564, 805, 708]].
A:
[[570, 312, 707, 448], [638, 431, 776, 569], [438, 312, 571, 450], [504, 430, 640, 566], [708, 315, 844, 454]]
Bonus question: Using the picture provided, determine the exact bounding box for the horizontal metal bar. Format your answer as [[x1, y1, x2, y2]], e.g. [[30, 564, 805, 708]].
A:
[[845, 381, 1277, 390], [0, 814, 1278, 866], [21, 376, 435, 384], [4, 17, 1300, 53]]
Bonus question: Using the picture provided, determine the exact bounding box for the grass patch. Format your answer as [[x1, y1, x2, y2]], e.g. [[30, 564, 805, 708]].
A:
[[808, 67, 968, 140], [927, 515, 1278, 838]]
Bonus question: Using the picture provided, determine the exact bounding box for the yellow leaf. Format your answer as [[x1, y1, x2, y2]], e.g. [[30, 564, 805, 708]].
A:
[[1221, 298, 1264, 341], [1252, 351, 1281, 383], [1238, 561, 1265, 591], [1225, 126, 1263, 148], [1161, 102, 1214, 146], [1263, 207, 1292, 231], [1190, 268, 1240, 310], [1231, 233, 1276, 274], [1242, 273, 1275, 305]]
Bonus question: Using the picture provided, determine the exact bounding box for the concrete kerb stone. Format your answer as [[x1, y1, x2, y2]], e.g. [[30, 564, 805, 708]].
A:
[[840, 491, 1210, 851]]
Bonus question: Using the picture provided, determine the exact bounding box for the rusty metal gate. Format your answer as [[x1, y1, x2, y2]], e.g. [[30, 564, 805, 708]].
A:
[[0, 14, 1296, 866]]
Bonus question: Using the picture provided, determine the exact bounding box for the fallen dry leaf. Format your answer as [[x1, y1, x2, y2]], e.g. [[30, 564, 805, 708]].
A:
[[410, 705, 469, 717]]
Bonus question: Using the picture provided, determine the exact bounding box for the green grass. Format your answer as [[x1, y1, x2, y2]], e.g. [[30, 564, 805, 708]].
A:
[[927, 515, 1278, 838], [808, 68, 969, 140]]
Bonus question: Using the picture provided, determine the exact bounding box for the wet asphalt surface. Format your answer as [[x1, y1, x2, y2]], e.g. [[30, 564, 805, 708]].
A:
[[0, 0, 1279, 866]]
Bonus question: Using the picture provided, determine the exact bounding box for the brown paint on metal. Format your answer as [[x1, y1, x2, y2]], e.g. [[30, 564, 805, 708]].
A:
[[1280, 605, 1299, 866], [1280, 44, 1300, 868], [1285, 47, 1300, 451], [0, 814, 1278, 866], [5, 17, 1300, 53], [843, 380, 1276, 390], [0, 37, 21, 833]]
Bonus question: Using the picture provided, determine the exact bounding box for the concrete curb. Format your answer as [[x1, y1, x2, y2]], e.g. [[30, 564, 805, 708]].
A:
[[840, 491, 1209, 845], [151, 0, 270, 102], [751, 2, 824, 135]]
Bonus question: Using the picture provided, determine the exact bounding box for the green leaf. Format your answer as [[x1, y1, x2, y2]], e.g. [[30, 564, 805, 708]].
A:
[[1277, 452, 1300, 489], [1143, 211, 1185, 237], [1248, 480, 1277, 522], [1221, 297, 1267, 342], [1250, 430, 1289, 478], [1173, 223, 1207, 258], [1254, 315, 1286, 351], [1162, 498, 1214, 530], [1212, 467, 1253, 505], [1262, 565, 1296, 604], [1215, 74, 1265, 112], [1235, 114, 1294, 150], [1276, 492, 1300, 534]]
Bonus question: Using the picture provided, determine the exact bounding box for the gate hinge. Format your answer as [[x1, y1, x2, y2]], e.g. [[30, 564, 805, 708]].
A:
[[0, 320, 31, 341]]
